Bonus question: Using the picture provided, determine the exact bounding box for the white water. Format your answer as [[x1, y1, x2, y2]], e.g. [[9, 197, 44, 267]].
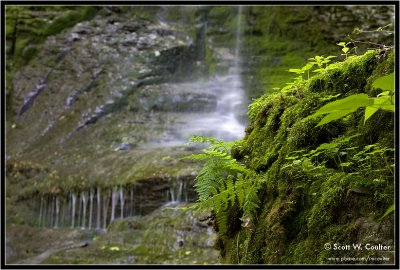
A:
[[97, 187, 101, 229], [157, 6, 246, 143], [54, 197, 60, 228], [110, 187, 118, 223], [71, 194, 77, 228], [119, 186, 124, 218], [88, 188, 94, 229], [81, 192, 87, 229]]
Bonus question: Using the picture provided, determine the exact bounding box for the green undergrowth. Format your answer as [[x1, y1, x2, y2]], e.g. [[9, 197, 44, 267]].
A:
[[216, 49, 395, 264]]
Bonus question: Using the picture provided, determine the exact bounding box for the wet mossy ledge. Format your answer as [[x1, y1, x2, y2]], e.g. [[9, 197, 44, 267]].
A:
[[218, 50, 395, 264]]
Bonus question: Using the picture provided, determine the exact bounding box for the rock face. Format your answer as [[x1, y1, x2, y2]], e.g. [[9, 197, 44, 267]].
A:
[[6, 7, 227, 264], [6, 8, 217, 210]]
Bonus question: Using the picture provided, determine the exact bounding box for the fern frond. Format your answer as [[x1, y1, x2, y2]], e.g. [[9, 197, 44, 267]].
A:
[[184, 135, 263, 236]]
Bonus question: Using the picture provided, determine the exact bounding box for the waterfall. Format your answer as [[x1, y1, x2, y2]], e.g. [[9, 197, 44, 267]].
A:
[[119, 186, 124, 219], [178, 5, 246, 142], [178, 178, 184, 202], [169, 187, 175, 203], [164, 176, 185, 206], [97, 187, 101, 229], [234, 6, 243, 69], [54, 196, 60, 228], [71, 193, 77, 228], [81, 192, 87, 229], [89, 188, 94, 229], [110, 186, 118, 223]]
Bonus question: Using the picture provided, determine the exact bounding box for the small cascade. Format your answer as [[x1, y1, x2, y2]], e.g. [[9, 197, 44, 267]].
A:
[[30, 180, 194, 229], [119, 186, 124, 219], [96, 187, 101, 229], [47, 196, 54, 227], [77, 193, 82, 228], [88, 188, 94, 229], [81, 192, 87, 229], [164, 176, 185, 206], [54, 197, 60, 228], [110, 187, 119, 223], [71, 193, 77, 228]]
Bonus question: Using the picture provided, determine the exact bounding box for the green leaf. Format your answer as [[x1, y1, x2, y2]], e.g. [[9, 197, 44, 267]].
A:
[[381, 204, 394, 219], [316, 109, 356, 126], [337, 42, 346, 47], [311, 94, 372, 118], [342, 47, 349, 53], [371, 95, 395, 112], [288, 68, 303, 74], [372, 73, 394, 92], [339, 162, 353, 167], [316, 142, 339, 151], [301, 62, 315, 71], [312, 68, 325, 73], [364, 106, 378, 123]]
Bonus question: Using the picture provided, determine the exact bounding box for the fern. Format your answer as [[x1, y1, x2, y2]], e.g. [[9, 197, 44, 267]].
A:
[[184, 135, 261, 236]]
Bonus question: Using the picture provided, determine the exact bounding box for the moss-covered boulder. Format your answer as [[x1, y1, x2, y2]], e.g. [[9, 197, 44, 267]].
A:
[[219, 49, 395, 264]]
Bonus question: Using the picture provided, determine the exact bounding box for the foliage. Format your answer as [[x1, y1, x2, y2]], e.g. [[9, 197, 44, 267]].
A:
[[219, 46, 394, 263], [306, 72, 395, 126], [184, 135, 261, 236], [280, 55, 336, 92], [284, 134, 394, 180], [381, 204, 394, 219]]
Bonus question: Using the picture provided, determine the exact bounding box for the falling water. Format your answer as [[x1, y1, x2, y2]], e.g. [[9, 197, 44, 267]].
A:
[[235, 6, 243, 69], [119, 186, 124, 218], [175, 6, 246, 142], [81, 192, 87, 229], [30, 182, 193, 229], [89, 189, 94, 229], [177, 178, 183, 202], [97, 187, 101, 229], [110, 187, 118, 223], [164, 176, 185, 206], [54, 197, 60, 228], [71, 193, 77, 228]]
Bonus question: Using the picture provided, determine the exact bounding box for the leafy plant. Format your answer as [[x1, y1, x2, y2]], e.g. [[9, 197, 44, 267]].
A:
[[184, 135, 261, 236], [381, 204, 394, 220], [281, 55, 336, 92], [336, 41, 353, 58], [306, 72, 395, 126], [284, 134, 393, 179]]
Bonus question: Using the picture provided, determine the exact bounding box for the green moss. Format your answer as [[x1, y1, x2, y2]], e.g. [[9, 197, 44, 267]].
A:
[[220, 49, 395, 264], [40, 7, 97, 36]]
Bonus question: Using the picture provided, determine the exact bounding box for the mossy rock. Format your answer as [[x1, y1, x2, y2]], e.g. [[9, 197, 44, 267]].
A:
[[220, 49, 395, 264]]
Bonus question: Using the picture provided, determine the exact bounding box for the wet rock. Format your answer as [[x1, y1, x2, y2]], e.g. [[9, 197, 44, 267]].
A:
[[114, 142, 134, 151]]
